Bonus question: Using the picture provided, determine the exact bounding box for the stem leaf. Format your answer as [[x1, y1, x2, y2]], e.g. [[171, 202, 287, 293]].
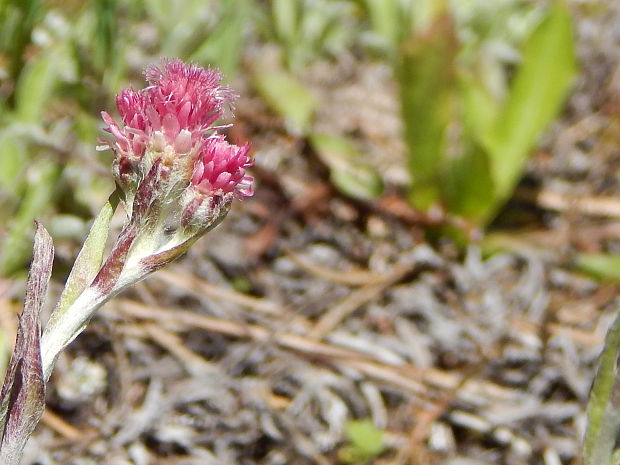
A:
[[53, 198, 115, 317], [0, 222, 53, 465]]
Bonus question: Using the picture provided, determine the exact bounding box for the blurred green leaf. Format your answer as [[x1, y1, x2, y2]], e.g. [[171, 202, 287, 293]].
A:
[[92, 0, 118, 70], [268, 0, 354, 70], [190, 0, 247, 77], [356, 0, 401, 48], [252, 66, 317, 134], [272, 0, 299, 46], [0, 160, 60, 276], [459, 73, 499, 144], [14, 48, 65, 123], [338, 419, 385, 463], [441, 144, 494, 221], [0, 0, 44, 80], [311, 134, 383, 201], [398, 13, 458, 210], [438, 74, 498, 222], [487, 3, 576, 206], [0, 134, 26, 193], [575, 253, 620, 282]]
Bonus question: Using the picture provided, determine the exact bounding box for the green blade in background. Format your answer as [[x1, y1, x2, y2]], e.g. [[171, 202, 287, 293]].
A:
[[14, 50, 61, 123], [0, 133, 27, 195], [397, 12, 458, 211], [190, 0, 247, 77], [0, 160, 61, 276], [487, 2, 576, 208], [356, 0, 401, 49], [576, 253, 620, 282], [252, 66, 317, 135], [310, 134, 383, 201]]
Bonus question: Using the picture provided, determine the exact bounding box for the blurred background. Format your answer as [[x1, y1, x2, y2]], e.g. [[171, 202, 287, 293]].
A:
[[0, 0, 618, 464]]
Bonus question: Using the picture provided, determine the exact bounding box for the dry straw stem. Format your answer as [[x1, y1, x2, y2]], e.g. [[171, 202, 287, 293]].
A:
[[522, 188, 620, 218], [107, 299, 524, 407]]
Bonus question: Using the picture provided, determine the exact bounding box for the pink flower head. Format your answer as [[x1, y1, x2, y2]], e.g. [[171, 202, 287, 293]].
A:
[[191, 135, 254, 198], [101, 59, 234, 159]]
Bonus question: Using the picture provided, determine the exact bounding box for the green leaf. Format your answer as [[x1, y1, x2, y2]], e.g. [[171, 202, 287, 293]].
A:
[[459, 73, 499, 146], [14, 50, 60, 123], [52, 198, 115, 318], [355, 0, 402, 49], [487, 3, 576, 205], [92, 0, 118, 70], [0, 160, 60, 276], [0, 0, 44, 80], [441, 144, 494, 221], [575, 254, 620, 282], [584, 310, 620, 465], [311, 134, 383, 201], [438, 74, 499, 222], [0, 133, 26, 194], [398, 13, 458, 210], [272, 0, 299, 45], [190, 0, 246, 77], [338, 419, 385, 463], [252, 66, 317, 135]]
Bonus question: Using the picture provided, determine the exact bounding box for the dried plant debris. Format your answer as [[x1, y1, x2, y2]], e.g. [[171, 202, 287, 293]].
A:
[[22, 220, 605, 465]]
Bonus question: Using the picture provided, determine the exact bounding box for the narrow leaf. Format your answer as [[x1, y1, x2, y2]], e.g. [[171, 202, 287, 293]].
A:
[[584, 310, 620, 465], [15, 51, 58, 123], [441, 144, 494, 222], [252, 66, 317, 135], [0, 160, 60, 276], [398, 13, 458, 210], [272, 0, 299, 45], [357, 0, 402, 48], [0, 222, 53, 465], [310, 134, 383, 200], [52, 199, 115, 317], [487, 3, 576, 203], [190, 0, 246, 77], [459, 74, 499, 146], [0, 133, 26, 194], [575, 253, 620, 282]]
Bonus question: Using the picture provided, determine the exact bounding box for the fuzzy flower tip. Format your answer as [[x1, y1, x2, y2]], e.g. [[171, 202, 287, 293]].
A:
[[101, 58, 253, 202], [192, 135, 254, 199], [102, 59, 233, 158]]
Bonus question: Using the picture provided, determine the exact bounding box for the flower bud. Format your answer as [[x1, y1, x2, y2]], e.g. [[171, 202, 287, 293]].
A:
[[180, 135, 253, 235]]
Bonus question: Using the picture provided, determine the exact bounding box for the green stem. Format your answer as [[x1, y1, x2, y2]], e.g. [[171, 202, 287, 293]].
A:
[[584, 310, 620, 465]]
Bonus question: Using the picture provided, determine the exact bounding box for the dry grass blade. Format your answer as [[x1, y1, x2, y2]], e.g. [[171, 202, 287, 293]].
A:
[[129, 323, 215, 377], [156, 268, 285, 316], [107, 300, 525, 406], [285, 249, 389, 285], [309, 262, 415, 339], [523, 188, 620, 218], [40, 410, 82, 440]]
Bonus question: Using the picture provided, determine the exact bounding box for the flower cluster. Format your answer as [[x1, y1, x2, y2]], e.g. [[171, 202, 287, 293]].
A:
[[101, 59, 253, 233], [0, 60, 255, 465]]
